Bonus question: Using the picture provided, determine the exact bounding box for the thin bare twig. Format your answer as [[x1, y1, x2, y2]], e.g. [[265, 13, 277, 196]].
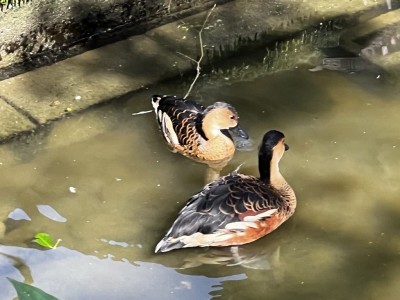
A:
[[176, 51, 197, 63], [132, 109, 152, 116], [232, 162, 246, 174], [183, 4, 216, 99], [167, 0, 172, 14]]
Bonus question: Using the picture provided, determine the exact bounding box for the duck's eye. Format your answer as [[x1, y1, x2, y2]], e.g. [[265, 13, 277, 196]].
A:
[[230, 115, 236, 120]]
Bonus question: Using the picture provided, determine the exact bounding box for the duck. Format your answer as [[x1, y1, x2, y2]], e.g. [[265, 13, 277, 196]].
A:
[[155, 130, 296, 253], [151, 95, 249, 174]]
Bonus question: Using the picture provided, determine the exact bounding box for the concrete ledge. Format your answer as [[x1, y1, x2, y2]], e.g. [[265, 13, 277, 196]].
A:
[[0, 0, 395, 142], [0, 35, 193, 124]]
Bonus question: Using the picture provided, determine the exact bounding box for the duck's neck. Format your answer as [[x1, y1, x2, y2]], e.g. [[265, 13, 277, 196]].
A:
[[259, 152, 284, 186], [259, 153, 296, 211], [201, 113, 226, 140]]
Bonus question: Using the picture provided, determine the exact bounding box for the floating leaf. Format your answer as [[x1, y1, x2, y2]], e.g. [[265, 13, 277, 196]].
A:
[[33, 233, 61, 249], [33, 233, 53, 248], [8, 208, 32, 221], [7, 278, 59, 300], [36, 205, 67, 222]]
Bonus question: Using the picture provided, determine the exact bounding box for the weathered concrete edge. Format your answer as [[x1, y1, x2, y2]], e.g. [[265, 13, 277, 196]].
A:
[[0, 0, 394, 143], [0, 27, 197, 140]]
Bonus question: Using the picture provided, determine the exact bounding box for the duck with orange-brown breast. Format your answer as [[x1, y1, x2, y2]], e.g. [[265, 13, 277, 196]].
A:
[[151, 95, 249, 181], [155, 130, 296, 253]]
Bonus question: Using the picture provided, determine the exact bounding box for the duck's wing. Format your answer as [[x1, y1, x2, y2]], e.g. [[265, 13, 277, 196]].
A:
[[151, 95, 206, 146], [155, 174, 285, 253]]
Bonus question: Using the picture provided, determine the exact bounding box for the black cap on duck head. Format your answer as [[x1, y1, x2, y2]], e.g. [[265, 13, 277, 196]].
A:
[[258, 130, 288, 182], [260, 130, 286, 151]]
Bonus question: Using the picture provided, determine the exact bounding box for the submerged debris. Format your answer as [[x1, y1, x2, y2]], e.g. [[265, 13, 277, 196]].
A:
[[309, 57, 369, 72]]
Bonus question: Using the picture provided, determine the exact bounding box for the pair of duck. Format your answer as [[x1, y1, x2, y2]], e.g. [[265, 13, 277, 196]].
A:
[[151, 95, 296, 253]]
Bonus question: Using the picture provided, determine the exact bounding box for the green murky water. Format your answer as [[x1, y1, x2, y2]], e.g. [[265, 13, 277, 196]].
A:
[[0, 67, 399, 299]]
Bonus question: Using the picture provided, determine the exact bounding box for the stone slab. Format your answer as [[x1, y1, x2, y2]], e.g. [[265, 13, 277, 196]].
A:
[[146, 18, 200, 61], [0, 35, 193, 124]]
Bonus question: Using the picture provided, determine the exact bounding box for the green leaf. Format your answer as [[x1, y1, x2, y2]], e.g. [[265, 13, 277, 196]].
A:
[[33, 233, 61, 249], [7, 278, 59, 300], [33, 233, 54, 249]]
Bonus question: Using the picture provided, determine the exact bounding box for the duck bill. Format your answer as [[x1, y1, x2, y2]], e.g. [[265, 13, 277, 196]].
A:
[[285, 143, 289, 151], [221, 126, 253, 151], [229, 124, 249, 139]]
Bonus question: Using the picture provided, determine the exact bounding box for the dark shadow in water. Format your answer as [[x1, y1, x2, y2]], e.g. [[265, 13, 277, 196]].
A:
[[0, 252, 33, 285]]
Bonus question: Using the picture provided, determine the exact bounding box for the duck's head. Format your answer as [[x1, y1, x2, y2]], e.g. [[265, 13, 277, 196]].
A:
[[202, 102, 249, 140], [260, 130, 288, 159], [259, 130, 289, 181]]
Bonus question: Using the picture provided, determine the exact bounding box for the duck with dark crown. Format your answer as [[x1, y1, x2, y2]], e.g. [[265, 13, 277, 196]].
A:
[[151, 95, 250, 181], [155, 130, 296, 253]]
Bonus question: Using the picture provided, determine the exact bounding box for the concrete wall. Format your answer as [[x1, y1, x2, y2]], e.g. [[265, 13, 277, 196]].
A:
[[0, 0, 231, 78]]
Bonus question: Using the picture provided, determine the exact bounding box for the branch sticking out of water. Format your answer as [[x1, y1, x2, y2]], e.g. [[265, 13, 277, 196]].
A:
[[132, 109, 152, 116], [176, 51, 197, 63], [182, 4, 217, 99], [233, 162, 246, 174]]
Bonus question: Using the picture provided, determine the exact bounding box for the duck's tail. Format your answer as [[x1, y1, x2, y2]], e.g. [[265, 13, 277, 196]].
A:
[[155, 237, 185, 253]]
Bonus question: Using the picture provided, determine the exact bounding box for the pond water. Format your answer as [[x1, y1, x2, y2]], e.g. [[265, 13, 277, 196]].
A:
[[0, 65, 400, 299]]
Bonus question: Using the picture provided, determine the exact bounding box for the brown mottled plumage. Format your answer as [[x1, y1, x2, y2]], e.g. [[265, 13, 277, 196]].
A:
[[151, 95, 249, 169], [155, 130, 296, 253]]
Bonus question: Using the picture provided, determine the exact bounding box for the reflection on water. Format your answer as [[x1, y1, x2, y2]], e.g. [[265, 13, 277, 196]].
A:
[[178, 245, 281, 270], [0, 245, 246, 299], [0, 68, 400, 299]]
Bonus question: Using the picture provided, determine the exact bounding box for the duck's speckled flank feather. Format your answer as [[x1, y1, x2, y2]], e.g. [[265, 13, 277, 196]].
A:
[[153, 96, 205, 148], [163, 174, 287, 239]]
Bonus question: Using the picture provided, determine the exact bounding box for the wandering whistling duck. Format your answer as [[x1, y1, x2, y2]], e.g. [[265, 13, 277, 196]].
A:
[[151, 95, 249, 178], [155, 130, 296, 253]]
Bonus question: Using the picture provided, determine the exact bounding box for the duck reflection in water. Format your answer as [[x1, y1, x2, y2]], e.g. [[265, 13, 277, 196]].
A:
[[180, 244, 282, 271]]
